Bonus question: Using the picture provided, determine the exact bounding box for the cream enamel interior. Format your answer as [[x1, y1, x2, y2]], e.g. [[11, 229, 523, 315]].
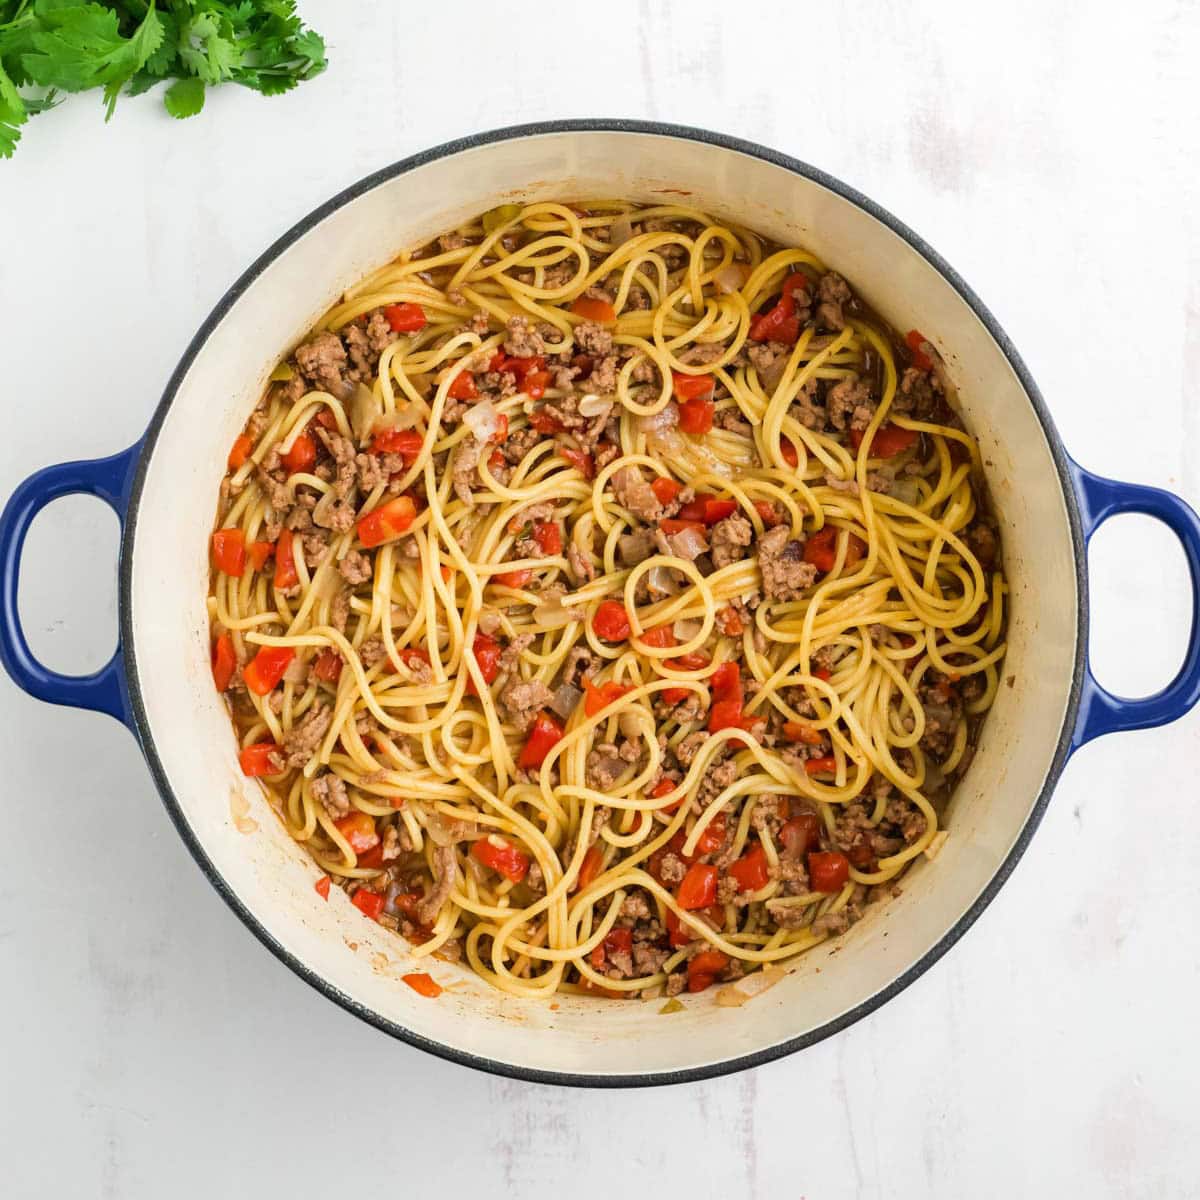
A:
[[128, 130, 1078, 1079]]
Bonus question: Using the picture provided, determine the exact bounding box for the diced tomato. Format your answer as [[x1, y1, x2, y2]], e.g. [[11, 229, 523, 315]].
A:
[[781, 813, 822, 856], [748, 272, 809, 344], [351, 889, 386, 920], [693, 814, 726, 858], [357, 496, 417, 549], [334, 810, 379, 855], [716, 606, 744, 637], [447, 370, 478, 401], [850, 422, 919, 458], [312, 649, 343, 683], [675, 493, 734, 526], [238, 743, 280, 776], [488, 449, 505, 472], [398, 646, 430, 672], [711, 661, 741, 698], [211, 528, 245, 577], [518, 711, 565, 770], [905, 329, 934, 371], [570, 295, 617, 324], [532, 522, 562, 556], [314, 409, 338, 430], [687, 949, 730, 993], [523, 370, 551, 400], [467, 632, 502, 696], [501, 354, 546, 381], [707, 661, 744, 733], [384, 303, 427, 333], [651, 475, 681, 506], [560, 446, 595, 478], [781, 438, 799, 468], [583, 676, 631, 717], [803, 525, 866, 573], [804, 755, 838, 776], [638, 625, 677, 649], [402, 971, 442, 998], [676, 862, 719, 910], [753, 500, 780, 527], [590, 925, 633, 970], [809, 850, 850, 892], [664, 907, 690, 947], [571, 353, 594, 378], [676, 494, 709, 522], [659, 518, 707, 538], [672, 372, 715, 401], [678, 397, 714, 435], [274, 528, 298, 589], [709, 700, 745, 733], [242, 646, 294, 696], [703, 498, 736, 523], [282, 432, 315, 476], [660, 686, 689, 705], [247, 540, 274, 572], [669, 651, 710, 672], [211, 633, 236, 692], [494, 568, 533, 589], [528, 408, 564, 434], [728, 842, 769, 893], [228, 434, 253, 470], [814, 666, 832, 682], [592, 599, 631, 642], [371, 428, 425, 460], [650, 778, 677, 800], [356, 841, 385, 869], [471, 834, 531, 882], [782, 721, 823, 745], [314, 874, 331, 900], [577, 844, 605, 891]]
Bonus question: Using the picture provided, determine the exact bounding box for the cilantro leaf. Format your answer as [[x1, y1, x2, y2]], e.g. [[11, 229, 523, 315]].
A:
[[162, 70, 200, 116]]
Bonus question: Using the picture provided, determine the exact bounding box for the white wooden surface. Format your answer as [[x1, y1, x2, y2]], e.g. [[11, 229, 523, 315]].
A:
[[3, 2, 1199, 1195]]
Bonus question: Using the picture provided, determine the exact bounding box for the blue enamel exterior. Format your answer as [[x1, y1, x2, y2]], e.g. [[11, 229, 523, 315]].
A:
[[0, 442, 141, 726], [1067, 459, 1200, 750]]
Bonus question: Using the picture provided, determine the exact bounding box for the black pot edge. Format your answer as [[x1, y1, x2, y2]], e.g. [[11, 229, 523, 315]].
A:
[[118, 118, 1088, 1089]]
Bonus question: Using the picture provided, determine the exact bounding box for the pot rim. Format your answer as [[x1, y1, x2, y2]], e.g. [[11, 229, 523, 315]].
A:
[[118, 118, 1088, 1088]]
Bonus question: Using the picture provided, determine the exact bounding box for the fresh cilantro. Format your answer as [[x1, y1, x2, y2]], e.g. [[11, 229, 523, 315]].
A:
[[0, 0, 326, 158]]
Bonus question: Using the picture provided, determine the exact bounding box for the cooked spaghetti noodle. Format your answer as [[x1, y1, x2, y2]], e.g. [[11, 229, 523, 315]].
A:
[[207, 201, 1006, 1001]]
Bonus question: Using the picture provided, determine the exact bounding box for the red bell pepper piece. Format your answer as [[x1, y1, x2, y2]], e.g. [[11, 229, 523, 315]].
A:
[[687, 949, 730, 993], [637, 625, 677, 649], [560, 447, 594, 478], [517, 711, 564, 770], [467, 632, 502, 696], [282, 432, 315, 476], [471, 834, 530, 882], [676, 862, 718, 910], [211, 528, 246, 577], [351, 889, 386, 920], [494, 568, 533, 589], [274, 528, 298, 589], [334, 810, 379, 855], [314, 874, 331, 900], [533, 522, 562, 556], [850, 422, 919, 458], [583, 677, 632, 717], [804, 526, 865, 573], [672, 372, 715, 401], [384, 303, 428, 333], [247, 540, 274, 572], [211, 633, 237, 692], [357, 496, 417, 549], [371, 428, 425, 460], [748, 272, 808, 344], [905, 329, 934, 371], [242, 646, 294, 696], [651, 475, 681, 506], [576, 844, 605, 890], [716, 606, 744, 636], [446, 370, 478, 401], [781, 813, 822, 855], [808, 850, 850, 892], [728, 842, 769, 893], [228, 434, 253, 470], [312, 649, 343, 683], [678, 397, 714, 434], [804, 755, 838, 776], [781, 721, 824, 744]]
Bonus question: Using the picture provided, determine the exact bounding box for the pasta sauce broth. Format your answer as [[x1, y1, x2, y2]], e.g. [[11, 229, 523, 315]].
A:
[[206, 201, 1007, 1002]]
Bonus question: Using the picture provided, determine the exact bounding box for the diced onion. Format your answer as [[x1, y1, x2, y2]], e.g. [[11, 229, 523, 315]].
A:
[[667, 526, 708, 561], [283, 656, 307, 684], [578, 393, 612, 418], [713, 262, 751, 295], [646, 565, 682, 597], [617, 711, 643, 740], [609, 213, 636, 249], [673, 618, 702, 641], [350, 383, 379, 446], [534, 596, 585, 628], [637, 402, 679, 434], [463, 399, 501, 443], [549, 682, 583, 720], [889, 479, 920, 506]]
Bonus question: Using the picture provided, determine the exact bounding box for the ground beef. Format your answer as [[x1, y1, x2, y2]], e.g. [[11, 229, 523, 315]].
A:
[[589, 353, 618, 391], [791, 377, 828, 432], [611, 466, 663, 522], [885, 796, 927, 844], [567, 542, 596, 582], [339, 549, 373, 585], [658, 851, 686, 885], [256, 465, 293, 514], [679, 342, 727, 365], [815, 272, 852, 331], [893, 367, 940, 418], [560, 644, 597, 687], [696, 759, 737, 813], [502, 426, 541, 466], [498, 679, 552, 732], [331, 588, 351, 633], [438, 232, 468, 252], [301, 529, 329, 568], [586, 743, 628, 790], [633, 941, 670, 976], [674, 731, 709, 767], [757, 525, 818, 601], [282, 704, 331, 769], [709, 512, 753, 569], [285, 504, 314, 532], [617, 527, 659, 566], [620, 890, 652, 919], [451, 436, 484, 504], [503, 315, 544, 358], [310, 771, 350, 818], [765, 900, 810, 929], [919, 677, 964, 759], [826, 375, 875, 432], [417, 845, 457, 926], [713, 407, 753, 436], [496, 633, 534, 677], [574, 321, 613, 356], [294, 332, 349, 395], [359, 639, 389, 668], [964, 520, 1000, 570], [316, 428, 358, 500]]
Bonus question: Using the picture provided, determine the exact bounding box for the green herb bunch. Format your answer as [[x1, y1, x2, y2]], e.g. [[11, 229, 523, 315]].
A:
[[0, 0, 326, 158]]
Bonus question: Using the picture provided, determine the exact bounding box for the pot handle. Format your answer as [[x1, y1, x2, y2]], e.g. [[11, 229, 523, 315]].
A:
[[1070, 459, 1200, 749], [0, 443, 142, 726]]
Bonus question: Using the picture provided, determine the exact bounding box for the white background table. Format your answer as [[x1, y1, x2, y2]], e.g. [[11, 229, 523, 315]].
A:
[[3, 2, 1198, 1195]]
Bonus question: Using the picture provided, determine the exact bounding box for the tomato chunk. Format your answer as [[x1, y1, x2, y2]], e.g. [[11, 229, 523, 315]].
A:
[[383, 303, 427, 333], [804, 525, 866, 574], [532, 522, 562, 556], [494, 568, 533, 589], [446, 370, 478, 401], [850, 422, 919, 458], [678, 397, 714, 434], [211, 633, 237, 692], [211, 528, 245, 577], [781, 721, 824, 745], [570, 295, 617, 324], [651, 475, 681, 506], [781, 813, 822, 856], [242, 646, 294, 696], [576, 844, 605, 890], [247, 540, 274, 572], [687, 949, 730, 993], [560, 447, 594, 478], [403, 972, 442, 998], [518, 711, 565, 770], [335, 810, 379, 855], [672, 372, 715, 401], [592, 599, 631, 642], [357, 496, 417, 549], [312, 649, 343, 683], [804, 755, 838, 776], [282, 432, 315, 476], [467, 632, 501, 696], [716, 605, 744, 636], [583, 677, 631, 717], [471, 834, 530, 882], [676, 862, 718, 910], [809, 851, 850, 892], [905, 329, 934, 371], [728, 841, 770, 893], [314, 874, 331, 900], [351, 890, 386, 920], [274, 528, 298, 589], [228, 434, 253, 470], [637, 625, 677, 649], [371, 428, 425, 460], [238, 743, 280, 776]]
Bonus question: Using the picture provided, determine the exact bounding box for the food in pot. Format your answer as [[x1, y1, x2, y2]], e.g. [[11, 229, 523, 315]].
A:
[[206, 200, 1007, 1000]]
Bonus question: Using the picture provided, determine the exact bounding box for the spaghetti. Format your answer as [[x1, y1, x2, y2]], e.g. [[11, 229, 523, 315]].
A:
[[207, 200, 1007, 1001]]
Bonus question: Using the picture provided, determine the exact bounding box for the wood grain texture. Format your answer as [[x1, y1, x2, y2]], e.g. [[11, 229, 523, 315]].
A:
[[2, 1, 1198, 1195]]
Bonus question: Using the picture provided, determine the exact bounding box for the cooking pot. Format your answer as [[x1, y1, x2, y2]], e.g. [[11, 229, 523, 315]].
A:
[[3, 121, 1199, 1087]]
